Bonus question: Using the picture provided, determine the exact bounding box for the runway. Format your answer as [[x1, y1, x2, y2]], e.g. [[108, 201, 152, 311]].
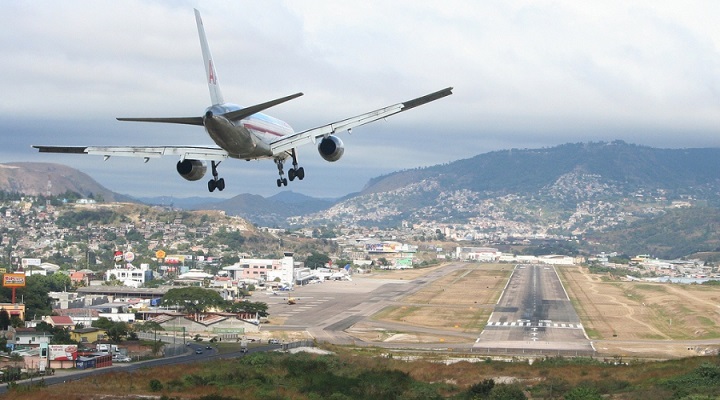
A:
[[474, 264, 594, 355], [263, 262, 594, 355]]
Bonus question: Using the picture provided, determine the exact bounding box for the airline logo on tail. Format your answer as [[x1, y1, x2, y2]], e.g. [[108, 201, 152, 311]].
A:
[[208, 60, 217, 85]]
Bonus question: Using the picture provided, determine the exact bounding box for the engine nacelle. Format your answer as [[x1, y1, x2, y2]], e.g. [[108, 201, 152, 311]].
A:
[[176, 159, 207, 181], [317, 135, 345, 162]]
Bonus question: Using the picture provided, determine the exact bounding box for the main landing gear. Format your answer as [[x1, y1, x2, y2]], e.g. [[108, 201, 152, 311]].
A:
[[208, 160, 225, 192], [275, 149, 305, 187]]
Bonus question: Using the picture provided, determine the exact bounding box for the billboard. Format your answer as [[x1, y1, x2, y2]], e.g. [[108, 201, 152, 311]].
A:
[[3, 273, 26, 287], [21, 258, 41, 267], [49, 344, 78, 361], [164, 255, 186, 264], [365, 242, 399, 253]]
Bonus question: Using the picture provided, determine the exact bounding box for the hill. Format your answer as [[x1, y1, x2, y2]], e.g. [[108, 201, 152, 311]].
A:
[[293, 141, 720, 258], [0, 162, 133, 203], [7, 142, 720, 259], [188, 191, 335, 227]]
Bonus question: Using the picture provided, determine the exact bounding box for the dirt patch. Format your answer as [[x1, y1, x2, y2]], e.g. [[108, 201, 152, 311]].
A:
[[560, 266, 720, 341], [371, 264, 511, 333], [558, 266, 720, 358]]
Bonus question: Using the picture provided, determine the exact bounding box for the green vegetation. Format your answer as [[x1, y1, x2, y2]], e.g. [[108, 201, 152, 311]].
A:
[[592, 207, 720, 259], [161, 287, 269, 317], [0, 274, 71, 318], [55, 209, 128, 228], [15, 351, 720, 400]]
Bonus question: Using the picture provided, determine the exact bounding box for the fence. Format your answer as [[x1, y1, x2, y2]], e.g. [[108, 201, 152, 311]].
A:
[[281, 340, 315, 351]]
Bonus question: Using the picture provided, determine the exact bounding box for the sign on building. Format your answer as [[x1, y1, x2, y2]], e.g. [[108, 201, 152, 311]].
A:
[[49, 344, 78, 361], [2, 273, 26, 287]]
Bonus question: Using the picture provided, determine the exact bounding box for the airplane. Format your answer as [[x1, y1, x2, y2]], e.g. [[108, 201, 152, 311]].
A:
[[33, 9, 453, 193]]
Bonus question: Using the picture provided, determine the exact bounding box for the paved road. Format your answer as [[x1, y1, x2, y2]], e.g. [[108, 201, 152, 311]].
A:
[[0, 342, 280, 395]]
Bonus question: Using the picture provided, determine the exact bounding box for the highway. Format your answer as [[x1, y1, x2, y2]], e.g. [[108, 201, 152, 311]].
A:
[[0, 342, 281, 395]]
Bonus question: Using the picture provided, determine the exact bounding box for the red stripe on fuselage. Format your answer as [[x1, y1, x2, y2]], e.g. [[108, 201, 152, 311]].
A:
[[243, 122, 287, 137]]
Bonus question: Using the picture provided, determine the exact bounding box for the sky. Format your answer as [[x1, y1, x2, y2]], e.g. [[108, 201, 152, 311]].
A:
[[2, 1, 720, 199]]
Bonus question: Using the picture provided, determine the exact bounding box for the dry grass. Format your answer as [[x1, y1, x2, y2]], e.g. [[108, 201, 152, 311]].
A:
[[373, 264, 510, 331], [10, 348, 716, 399], [560, 266, 720, 342]]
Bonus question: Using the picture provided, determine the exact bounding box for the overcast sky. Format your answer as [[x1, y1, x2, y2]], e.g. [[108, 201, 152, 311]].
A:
[[2, 1, 720, 199]]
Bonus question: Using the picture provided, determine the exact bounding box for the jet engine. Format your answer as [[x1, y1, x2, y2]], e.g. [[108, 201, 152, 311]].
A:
[[317, 135, 344, 162], [176, 159, 207, 181]]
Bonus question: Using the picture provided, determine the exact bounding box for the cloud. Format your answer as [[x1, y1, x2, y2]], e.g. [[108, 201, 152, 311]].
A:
[[1, 1, 720, 198]]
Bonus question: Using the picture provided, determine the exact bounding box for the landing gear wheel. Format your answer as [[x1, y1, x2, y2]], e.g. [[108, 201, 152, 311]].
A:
[[297, 167, 305, 180], [208, 160, 225, 193], [276, 178, 282, 187], [288, 168, 296, 181]]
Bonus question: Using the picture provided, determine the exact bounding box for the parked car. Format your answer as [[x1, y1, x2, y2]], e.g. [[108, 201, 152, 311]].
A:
[[205, 345, 212, 350], [195, 349, 203, 354], [268, 339, 280, 344], [113, 356, 131, 363]]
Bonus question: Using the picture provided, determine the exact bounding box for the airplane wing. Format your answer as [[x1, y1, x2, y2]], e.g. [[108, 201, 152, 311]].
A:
[[269, 87, 453, 155], [32, 145, 229, 161]]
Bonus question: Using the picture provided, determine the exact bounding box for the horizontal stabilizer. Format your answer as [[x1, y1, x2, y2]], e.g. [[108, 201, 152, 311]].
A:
[[116, 116, 204, 126], [222, 92, 303, 122]]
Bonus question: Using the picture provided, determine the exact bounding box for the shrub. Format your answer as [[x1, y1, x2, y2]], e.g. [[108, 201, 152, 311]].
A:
[[149, 379, 163, 392]]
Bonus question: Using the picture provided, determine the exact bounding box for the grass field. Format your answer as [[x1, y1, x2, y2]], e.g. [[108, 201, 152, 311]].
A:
[[559, 266, 720, 341], [348, 263, 511, 342]]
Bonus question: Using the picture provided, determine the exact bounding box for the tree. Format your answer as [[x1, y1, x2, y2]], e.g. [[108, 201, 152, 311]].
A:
[[0, 309, 10, 331], [106, 322, 130, 342], [92, 317, 114, 330], [488, 383, 527, 400], [563, 386, 602, 400], [34, 321, 76, 344], [161, 287, 224, 318], [10, 316, 23, 328], [305, 252, 331, 269], [225, 301, 269, 317], [135, 321, 165, 340], [467, 379, 495, 398], [91, 318, 130, 342]]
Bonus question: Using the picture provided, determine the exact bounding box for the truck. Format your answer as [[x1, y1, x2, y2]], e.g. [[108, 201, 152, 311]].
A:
[[97, 344, 120, 354]]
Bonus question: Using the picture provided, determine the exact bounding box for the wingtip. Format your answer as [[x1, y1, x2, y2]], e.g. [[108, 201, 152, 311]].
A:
[[401, 87, 454, 111]]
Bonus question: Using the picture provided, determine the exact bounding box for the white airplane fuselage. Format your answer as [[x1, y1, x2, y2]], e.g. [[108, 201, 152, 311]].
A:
[[203, 103, 294, 160]]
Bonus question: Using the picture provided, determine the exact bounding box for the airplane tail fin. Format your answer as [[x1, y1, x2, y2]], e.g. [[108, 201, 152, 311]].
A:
[[194, 9, 224, 106]]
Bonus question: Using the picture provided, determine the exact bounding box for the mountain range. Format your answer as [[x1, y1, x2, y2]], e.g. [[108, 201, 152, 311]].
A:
[[3, 140, 720, 258]]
